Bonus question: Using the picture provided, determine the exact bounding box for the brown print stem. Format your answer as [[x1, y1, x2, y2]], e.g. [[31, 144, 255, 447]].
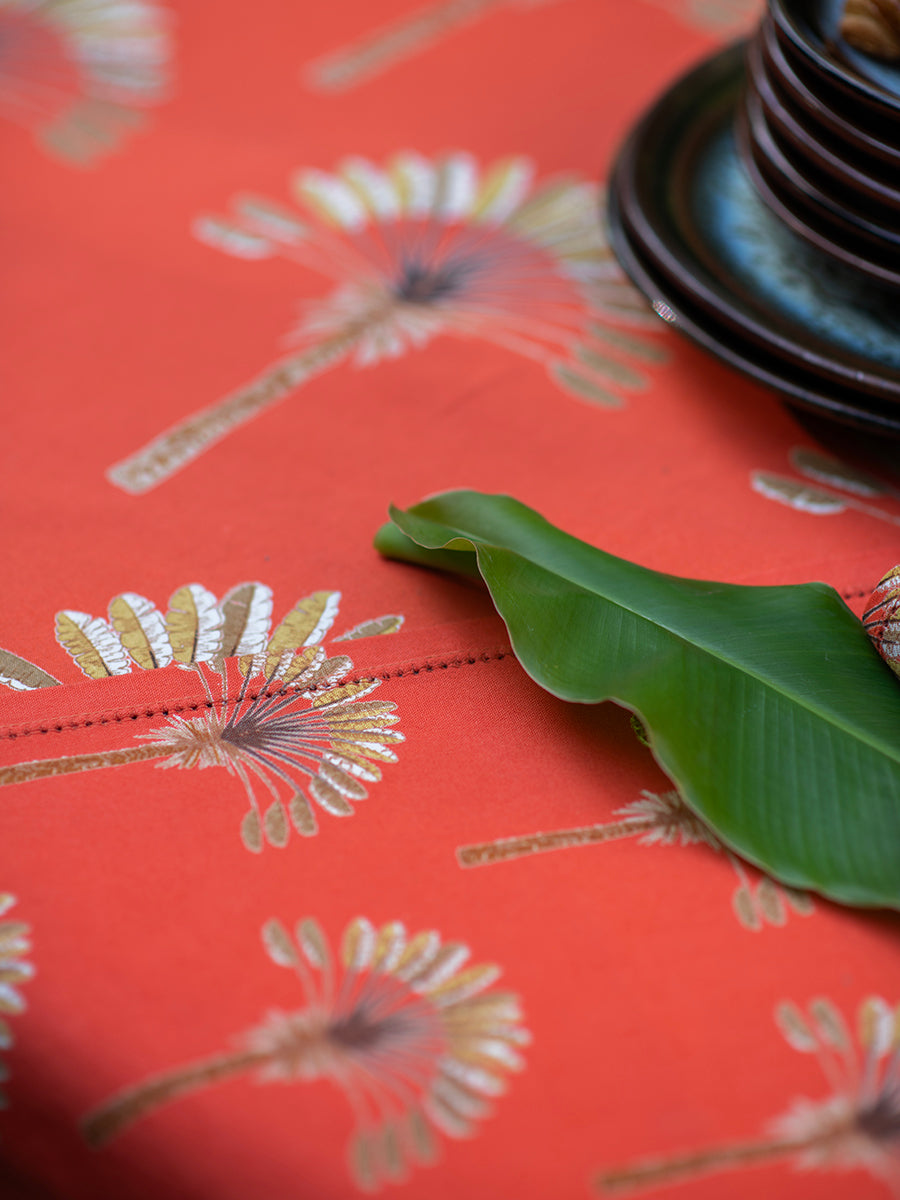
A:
[[0, 741, 173, 788], [306, 0, 508, 91], [596, 1133, 815, 1193], [841, 494, 900, 526], [83, 1046, 270, 1147], [106, 328, 360, 494], [457, 817, 657, 867]]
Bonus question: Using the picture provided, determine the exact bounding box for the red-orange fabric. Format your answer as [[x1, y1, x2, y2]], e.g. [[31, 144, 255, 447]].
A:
[[1, 2, 899, 1199]]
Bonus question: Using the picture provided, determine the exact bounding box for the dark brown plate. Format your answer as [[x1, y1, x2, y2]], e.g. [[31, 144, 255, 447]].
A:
[[742, 62, 900, 266], [759, 14, 900, 170], [607, 42, 900, 410], [608, 197, 900, 436], [752, 51, 900, 209], [742, 76, 900, 249], [770, 0, 900, 121], [738, 109, 900, 280]]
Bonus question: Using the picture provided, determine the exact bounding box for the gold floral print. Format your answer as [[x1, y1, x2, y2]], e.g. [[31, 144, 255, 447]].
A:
[[597, 995, 900, 1195], [0, 895, 33, 1111], [0, 585, 404, 851], [457, 790, 814, 931], [304, 0, 759, 93], [0, 582, 402, 686], [0, 0, 172, 164], [107, 152, 663, 492], [0, 648, 61, 691], [752, 447, 900, 527], [84, 914, 530, 1192]]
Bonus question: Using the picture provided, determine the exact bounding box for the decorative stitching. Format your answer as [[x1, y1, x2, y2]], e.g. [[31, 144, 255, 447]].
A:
[[0, 650, 510, 742], [0, 582, 878, 739]]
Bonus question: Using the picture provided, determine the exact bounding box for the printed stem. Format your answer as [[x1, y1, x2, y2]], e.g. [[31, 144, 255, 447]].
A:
[[306, 0, 509, 91], [596, 1133, 816, 1193], [842, 495, 900, 527], [107, 329, 359, 494], [457, 817, 656, 867], [83, 1046, 269, 1147], [0, 741, 172, 788]]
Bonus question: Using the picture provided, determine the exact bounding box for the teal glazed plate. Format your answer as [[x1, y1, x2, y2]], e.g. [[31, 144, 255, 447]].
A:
[[608, 41, 900, 416], [608, 199, 900, 435]]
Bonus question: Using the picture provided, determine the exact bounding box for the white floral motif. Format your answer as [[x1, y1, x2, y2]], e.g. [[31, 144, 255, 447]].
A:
[[0, 0, 172, 162], [597, 996, 900, 1195], [108, 151, 662, 492], [84, 915, 530, 1192]]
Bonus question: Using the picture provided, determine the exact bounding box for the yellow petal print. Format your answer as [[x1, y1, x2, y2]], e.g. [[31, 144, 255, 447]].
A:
[[54, 611, 131, 679], [597, 994, 900, 1194], [2, 584, 405, 852], [341, 915, 376, 970], [282, 648, 353, 691], [456, 790, 814, 932], [0, 648, 60, 691], [296, 916, 330, 972], [262, 799, 289, 847], [341, 157, 402, 221], [83, 914, 530, 1193], [371, 921, 406, 973], [1, 581, 399, 690], [310, 678, 382, 708], [218, 582, 273, 659], [107, 152, 664, 492], [265, 590, 341, 673], [261, 918, 298, 967], [232, 194, 311, 244], [109, 593, 173, 671], [164, 584, 223, 665], [470, 156, 534, 223], [0, 0, 174, 164], [335, 615, 405, 641], [752, 447, 900, 526]]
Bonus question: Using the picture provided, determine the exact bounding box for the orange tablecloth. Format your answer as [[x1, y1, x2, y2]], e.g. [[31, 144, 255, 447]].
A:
[[2, 2, 899, 1197]]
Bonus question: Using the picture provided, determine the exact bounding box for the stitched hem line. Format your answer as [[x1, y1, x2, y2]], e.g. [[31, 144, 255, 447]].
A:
[[0, 581, 875, 742], [0, 649, 511, 742]]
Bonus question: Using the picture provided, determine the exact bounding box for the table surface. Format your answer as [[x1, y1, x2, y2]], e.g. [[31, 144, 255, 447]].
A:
[[2, 2, 899, 1198]]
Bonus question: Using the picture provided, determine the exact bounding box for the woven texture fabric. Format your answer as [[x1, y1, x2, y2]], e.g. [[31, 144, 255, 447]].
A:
[[2, 2, 899, 1198]]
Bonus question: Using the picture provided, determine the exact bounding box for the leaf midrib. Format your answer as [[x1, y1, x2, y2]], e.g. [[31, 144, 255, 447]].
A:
[[470, 538, 900, 768]]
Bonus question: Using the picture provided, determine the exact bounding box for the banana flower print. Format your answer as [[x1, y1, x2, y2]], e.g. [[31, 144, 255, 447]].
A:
[[457, 790, 814, 931], [107, 151, 663, 493], [84, 914, 530, 1192], [0, 584, 404, 851], [0, 0, 172, 163], [304, 0, 759, 93], [0, 895, 32, 1111], [597, 995, 900, 1195]]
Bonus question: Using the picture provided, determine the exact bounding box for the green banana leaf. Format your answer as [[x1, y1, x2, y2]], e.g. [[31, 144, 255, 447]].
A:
[[374, 490, 900, 909]]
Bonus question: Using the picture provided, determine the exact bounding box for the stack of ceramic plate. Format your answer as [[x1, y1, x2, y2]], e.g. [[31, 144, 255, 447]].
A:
[[739, 1, 900, 285], [607, 0, 900, 436]]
